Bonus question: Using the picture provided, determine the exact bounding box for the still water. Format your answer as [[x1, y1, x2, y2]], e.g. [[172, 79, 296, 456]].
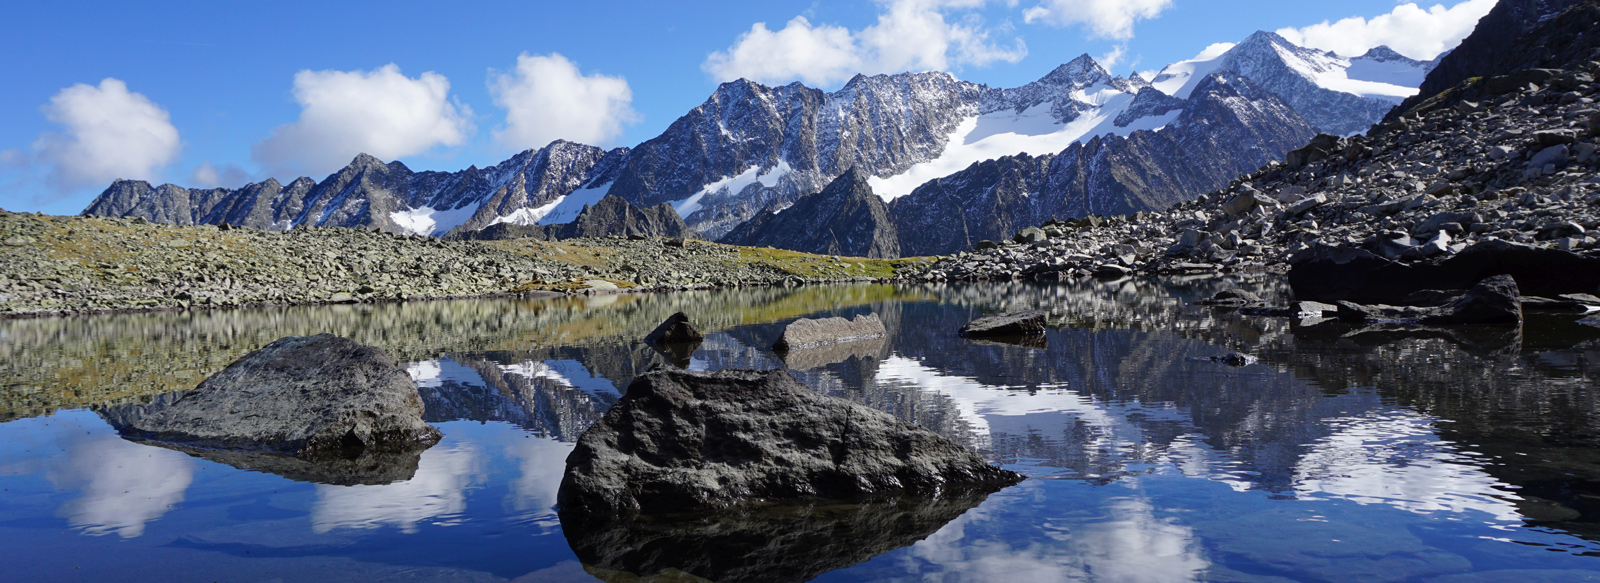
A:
[[3, 278, 1600, 582]]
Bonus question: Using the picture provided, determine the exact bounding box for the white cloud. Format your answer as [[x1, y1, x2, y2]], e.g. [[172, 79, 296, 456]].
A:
[[1098, 44, 1128, 68], [252, 64, 472, 178], [311, 443, 482, 534], [1022, 0, 1173, 40], [32, 78, 182, 192], [189, 161, 253, 188], [491, 53, 639, 152], [1276, 0, 1496, 60], [704, 0, 1026, 87], [1193, 42, 1236, 62]]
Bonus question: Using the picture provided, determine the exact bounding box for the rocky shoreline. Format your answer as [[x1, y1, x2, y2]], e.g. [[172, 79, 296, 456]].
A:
[[0, 211, 925, 318], [916, 61, 1600, 285]]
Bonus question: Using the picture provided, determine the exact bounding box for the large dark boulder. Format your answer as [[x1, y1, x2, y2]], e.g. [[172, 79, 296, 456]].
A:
[[644, 312, 704, 345], [562, 494, 996, 583], [557, 368, 1021, 519], [1289, 241, 1600, 304], [1334, 275, 1524, 327], [103, 334, 440, 456], [958, 311, 1048, 338]]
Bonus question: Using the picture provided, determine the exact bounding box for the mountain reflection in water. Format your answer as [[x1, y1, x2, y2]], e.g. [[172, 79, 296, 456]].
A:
[[2, 278, 1600, 581]]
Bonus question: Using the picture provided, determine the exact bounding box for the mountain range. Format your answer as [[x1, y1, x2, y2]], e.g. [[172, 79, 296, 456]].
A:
[[84, 29, 1439, 258]]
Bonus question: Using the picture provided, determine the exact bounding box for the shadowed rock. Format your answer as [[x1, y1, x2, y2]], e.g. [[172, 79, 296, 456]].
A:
[[135, 440, 425, 486], [562, 493, 998, 583], [1335, 275, 1524, 327], [557, 368, 1021, 519], [644, 312, 704, 368], [645, 312, 704, 345], [101, 334, 440, 456], [773, 314, 887, 352], [1289, 241, 1600, 304], [958, 311, 1047, 338]]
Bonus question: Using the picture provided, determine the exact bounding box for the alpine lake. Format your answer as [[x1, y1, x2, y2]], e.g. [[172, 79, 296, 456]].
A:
[[4, 277, 1600, 583]]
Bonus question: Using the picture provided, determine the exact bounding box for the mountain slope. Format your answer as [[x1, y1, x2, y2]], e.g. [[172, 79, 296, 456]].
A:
[[719, 168, 900, 259], [1150, 32, 1435, 135], [448, 195, 699, 242], [891, 72, 1316, 256]]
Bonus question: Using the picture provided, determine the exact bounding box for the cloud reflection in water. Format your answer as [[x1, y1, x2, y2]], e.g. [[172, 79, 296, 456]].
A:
[[310, 443, 483, 534], [50, 433, 194, 538]]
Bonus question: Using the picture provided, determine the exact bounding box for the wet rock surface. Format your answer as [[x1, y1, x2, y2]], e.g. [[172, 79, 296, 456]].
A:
[[101, 334, 440, 456], [561, 493, 996, 583], [1333, 275, 1524, 326], [644, 312, 704, 345], [958, 310, 1048, 338], [556, 368, 1022, 519], [772, 313, 887, 352]]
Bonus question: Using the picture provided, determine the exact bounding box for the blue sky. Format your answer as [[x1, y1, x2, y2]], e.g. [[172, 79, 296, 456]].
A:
[[0, 0, 1495, 214]]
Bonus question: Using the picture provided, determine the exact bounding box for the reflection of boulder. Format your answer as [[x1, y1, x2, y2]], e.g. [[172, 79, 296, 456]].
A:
[[102, 334, 439, 456], [773, 314, 887, 352], [959, 311, 1047, 339], [138, 441, 423, 486], [779, 336, 885, 370], [562, 493, 996, 583], [558, 369, 1021, 518]]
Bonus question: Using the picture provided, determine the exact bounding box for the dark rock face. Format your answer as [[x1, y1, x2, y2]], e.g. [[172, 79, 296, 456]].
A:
[[892, 72, 1316, 256], [1335, 275, 1525, 327], [1404, 0, 1586, 114], [719, 168, 900, 258], [556, 368, 1021, 519], [958, 311, 1048, 338], [1289, 241, 1600, 304], [561, 494, 997, 583], [102, 334, 440, 456], [643, 312, 704, 368], [772, 313, 886, 352], [644, 312, 704, 345], [448, 194, 701, 242]]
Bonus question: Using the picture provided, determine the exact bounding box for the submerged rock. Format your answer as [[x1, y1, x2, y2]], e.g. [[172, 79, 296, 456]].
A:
[[557, 368, 1021, 519], [1209, 352, 1259, 367], [562, 493, 997, 583], [104, 334, 440, 456], [773, 314, 887, 352], [958, 311, 1047, 338], [1195, 289, 1263, 307]]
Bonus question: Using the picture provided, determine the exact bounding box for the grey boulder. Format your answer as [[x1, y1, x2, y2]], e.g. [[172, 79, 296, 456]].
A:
[[773, 313, 887, 352], [644, 312, 704, 345], [105, 334, 440, 456], [958, 311, 1047, 338], [1336, 275, 1523, 326], [557, 368, 1021, 518]]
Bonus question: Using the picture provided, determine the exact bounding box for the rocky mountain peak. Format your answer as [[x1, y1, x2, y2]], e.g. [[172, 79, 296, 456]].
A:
[[1039, 54, 1112, 88], [1356, 46, 1415, 63]]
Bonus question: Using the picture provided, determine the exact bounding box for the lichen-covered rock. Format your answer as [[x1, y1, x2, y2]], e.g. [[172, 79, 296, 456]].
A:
[[773, 313, 886, 352], [556, 368, 1021, 518], [104, 334, 440, 456], [958, 311, 1048, 338]]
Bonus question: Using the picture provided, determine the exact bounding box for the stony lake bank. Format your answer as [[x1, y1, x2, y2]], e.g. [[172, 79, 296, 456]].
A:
[[0, 210, 928, 317]]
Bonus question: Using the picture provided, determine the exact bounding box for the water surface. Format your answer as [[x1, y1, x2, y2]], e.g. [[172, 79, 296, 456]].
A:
[[3, 279, 1600, 582]]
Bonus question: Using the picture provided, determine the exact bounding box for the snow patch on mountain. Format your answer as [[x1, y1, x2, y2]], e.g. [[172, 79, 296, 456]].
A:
[[671, 161, 792, 218], [532, 182, 613, 225], [870, 94, 1180, 200], [391, 205, 479, 237]]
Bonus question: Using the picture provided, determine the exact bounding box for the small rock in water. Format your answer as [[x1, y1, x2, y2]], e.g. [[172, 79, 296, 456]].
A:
[[958, 311, 1047, 338], [1209, 352, 1257, 367], [645, 312, 704, 345], [556, 368, 1022, 518], [1195, 289, 1262, 307], [774, 314, 887, 352]]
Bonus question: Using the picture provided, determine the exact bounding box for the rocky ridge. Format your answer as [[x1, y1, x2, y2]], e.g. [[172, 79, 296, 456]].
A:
[[917, 12, 1600, 287], [446, 194, 700, 242]]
